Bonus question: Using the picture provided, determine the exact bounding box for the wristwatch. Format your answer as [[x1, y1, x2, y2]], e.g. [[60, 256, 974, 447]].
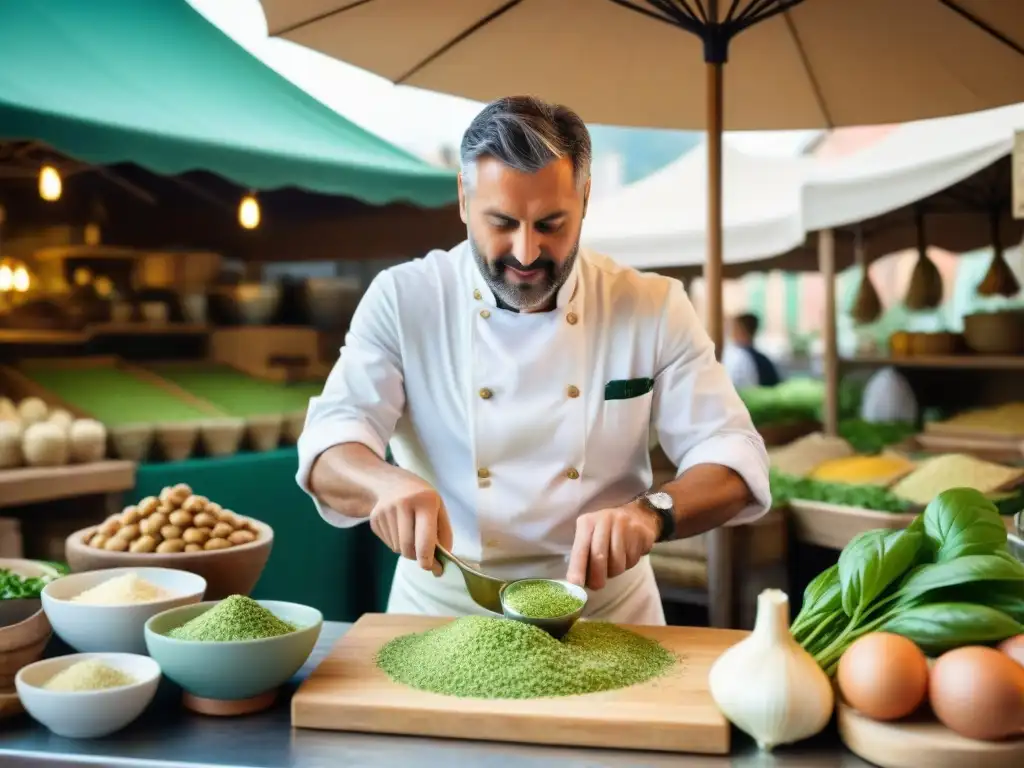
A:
[[634, 491, 676, 542]]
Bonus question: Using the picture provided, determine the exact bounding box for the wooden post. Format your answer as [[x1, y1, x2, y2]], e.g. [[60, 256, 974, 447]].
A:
[[705, 61, 724, 358], [819, 229, 839, 435], [704, 59, 735, 629]]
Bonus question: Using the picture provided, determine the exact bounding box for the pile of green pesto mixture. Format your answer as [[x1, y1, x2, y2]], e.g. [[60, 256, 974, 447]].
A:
[[376, 616, 676, 699], [502, 580, 584, 618]]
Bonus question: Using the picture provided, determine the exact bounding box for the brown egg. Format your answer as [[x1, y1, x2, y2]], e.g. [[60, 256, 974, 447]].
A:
[[930, 646, 1024, 741], [837, 632, 929, 721], [999, 635, 1024, 667]]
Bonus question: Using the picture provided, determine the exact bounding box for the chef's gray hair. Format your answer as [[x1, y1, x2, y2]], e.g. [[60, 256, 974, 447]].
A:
[[460, 96, 592, 192]]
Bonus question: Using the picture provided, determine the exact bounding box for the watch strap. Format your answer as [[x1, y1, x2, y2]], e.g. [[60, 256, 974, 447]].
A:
[[636, 492, 675, 542]]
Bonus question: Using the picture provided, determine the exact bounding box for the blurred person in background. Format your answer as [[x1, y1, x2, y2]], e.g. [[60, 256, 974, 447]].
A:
[[723, 313, 781, 390]]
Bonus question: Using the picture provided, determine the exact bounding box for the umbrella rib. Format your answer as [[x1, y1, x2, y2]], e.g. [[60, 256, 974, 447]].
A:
[[608, 1, 704, 35], [393, 0, 525, 84], [269, 0, 375, 37], [723, 0, 748, 23], [780, 6, 834, 127], [734, 0, 806, 33], [937, 0, 1024, 57]]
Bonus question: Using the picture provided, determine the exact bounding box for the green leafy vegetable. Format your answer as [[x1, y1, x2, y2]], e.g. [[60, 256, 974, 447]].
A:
[[896, 554, 1024, 601], [792, 487, 1024, 675], [923, 487, 1008, 561], [879, 603, 1023, 657], [769, 469, 912, 512], [838, 419, 918, 455], [839, 529, 923, 616], [0, 568, 56, 600]]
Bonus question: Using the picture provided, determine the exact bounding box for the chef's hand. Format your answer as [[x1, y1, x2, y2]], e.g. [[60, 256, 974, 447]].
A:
[[369, 476, 453, 577], [566, 504, 660, 590]]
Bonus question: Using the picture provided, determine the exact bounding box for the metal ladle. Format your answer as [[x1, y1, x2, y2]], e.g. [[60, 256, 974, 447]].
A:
[[434, 544, 507, 614], [434, 545, 587, 638]]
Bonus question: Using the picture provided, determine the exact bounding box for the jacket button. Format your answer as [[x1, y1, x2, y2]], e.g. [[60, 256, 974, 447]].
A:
[[479, 388, 493, 400], [477, 467, 490, 479], [473, 289, 482, 300], [566, 467, 580, 480], [566, 312, 578, 325], [567, 385, 580, 398], [480, 309, 491, 319]]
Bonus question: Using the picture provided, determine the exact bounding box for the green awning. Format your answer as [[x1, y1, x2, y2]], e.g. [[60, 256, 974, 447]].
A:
[[0, 0, 456, 208]]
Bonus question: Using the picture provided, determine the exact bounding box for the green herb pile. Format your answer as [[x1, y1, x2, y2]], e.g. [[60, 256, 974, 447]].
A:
[[503, 581, 584, 618], [376, 616, 675, 699], [0, 562, 66, 600], [740, 378, 823, 427], [792, 487, 1024, 676], [769, 469, 913, 512], [168, 595, 296, 642], [837, 419, 918, 455]]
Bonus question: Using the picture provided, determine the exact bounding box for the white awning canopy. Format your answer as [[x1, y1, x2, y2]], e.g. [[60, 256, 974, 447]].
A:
[[581, 140, 813, 272]]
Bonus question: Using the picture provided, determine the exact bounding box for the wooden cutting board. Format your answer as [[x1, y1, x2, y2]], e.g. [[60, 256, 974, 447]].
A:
[[838, 698, 1024, 768], [291, 614, 745, 755]]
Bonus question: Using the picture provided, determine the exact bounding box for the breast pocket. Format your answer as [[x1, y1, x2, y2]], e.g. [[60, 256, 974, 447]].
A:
[[586, 389, 655, 481]]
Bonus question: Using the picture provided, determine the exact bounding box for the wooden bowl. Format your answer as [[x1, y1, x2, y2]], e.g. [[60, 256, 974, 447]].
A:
[[963, 310, 1024, 355], [64, 519, 274, 600], [909, 331, 960, 356], [0, 605, 52, 692]]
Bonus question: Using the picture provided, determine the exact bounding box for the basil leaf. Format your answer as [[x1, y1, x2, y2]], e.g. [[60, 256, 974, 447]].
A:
[[923, 488, 1007, 562], [799, 564, 841, 616], [880, 602, 1023, 656], [840, 528, 924, 616], [931, 584, 1024, 624], [898, 553, 1024, 600]]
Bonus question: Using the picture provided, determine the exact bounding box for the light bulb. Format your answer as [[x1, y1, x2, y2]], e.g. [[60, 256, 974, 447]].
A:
[[39, 165, 62, 201], [12, 266, 29, 292], [239, 195, 260, 229], [0, 265, 12, 292]]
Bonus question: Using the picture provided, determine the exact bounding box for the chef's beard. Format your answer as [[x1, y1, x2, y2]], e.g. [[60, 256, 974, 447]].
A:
[[469, 236, 579, 312]]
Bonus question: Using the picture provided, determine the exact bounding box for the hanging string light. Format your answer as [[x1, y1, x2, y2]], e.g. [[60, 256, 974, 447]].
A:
[[11, 265, 29, 292], [0, 263, 12, 292], [238, 193, 260, 229], [38, 165, 62, 202]]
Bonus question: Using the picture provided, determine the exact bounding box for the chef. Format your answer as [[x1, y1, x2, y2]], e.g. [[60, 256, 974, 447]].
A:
[[297, 96, 770, 625]]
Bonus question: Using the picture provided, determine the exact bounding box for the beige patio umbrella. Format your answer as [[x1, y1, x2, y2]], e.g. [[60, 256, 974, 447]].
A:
[[259, 0, 1024, 629], [258, 0, 1024, 353]]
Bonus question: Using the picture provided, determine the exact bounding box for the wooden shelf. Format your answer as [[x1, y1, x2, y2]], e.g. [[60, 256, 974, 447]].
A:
[[0, 461, 135, 509], [841, 354, 1024, 370], [0, 324, 209, 345]]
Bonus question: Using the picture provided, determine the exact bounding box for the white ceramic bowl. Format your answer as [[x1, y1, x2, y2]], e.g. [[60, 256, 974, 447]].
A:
[[42, 567, 206, 654], [16, 652, 160, 738]]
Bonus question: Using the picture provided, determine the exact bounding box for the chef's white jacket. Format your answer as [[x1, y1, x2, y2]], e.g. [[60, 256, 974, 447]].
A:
[[297, 242, 770, 624]]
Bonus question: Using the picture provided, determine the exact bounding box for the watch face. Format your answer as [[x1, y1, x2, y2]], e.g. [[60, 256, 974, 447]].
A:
[[647, 491, 673, 511]]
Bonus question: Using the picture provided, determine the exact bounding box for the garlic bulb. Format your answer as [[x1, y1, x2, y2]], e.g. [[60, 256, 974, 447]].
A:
[[708, 589, 834, 751]]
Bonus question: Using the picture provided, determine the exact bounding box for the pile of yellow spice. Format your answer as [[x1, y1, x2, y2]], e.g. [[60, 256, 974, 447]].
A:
[[43, 660, 136, 692]]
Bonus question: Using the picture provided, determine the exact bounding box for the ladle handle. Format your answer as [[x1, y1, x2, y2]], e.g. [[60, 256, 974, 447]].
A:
[[435, 544, 485, 578]]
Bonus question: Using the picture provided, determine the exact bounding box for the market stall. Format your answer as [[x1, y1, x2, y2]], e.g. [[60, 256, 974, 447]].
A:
[[801, 103, 1024, 438], [0, 0, 462, 621]]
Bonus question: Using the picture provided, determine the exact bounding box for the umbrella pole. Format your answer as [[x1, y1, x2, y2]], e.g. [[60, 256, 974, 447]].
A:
[[818, 228, 838, 435], [704, 58, 736, 630], [705, 61, 724, 359]]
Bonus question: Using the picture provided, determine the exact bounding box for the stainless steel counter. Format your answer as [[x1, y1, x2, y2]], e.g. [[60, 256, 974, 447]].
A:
[[0, 622, 873, 768]]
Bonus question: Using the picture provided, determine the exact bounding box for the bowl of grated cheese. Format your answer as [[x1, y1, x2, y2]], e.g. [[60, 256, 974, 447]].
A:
[[16, 652, 160, 738], [41, 567, 206, 655]]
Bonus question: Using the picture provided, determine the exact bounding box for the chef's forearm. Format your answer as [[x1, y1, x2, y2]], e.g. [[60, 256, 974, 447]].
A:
[[308, 442, 405, 519], [655, 464, 754, 540]]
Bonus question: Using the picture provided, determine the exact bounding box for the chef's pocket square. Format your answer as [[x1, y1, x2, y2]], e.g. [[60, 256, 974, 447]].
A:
[[604, 378, 654, 401]]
